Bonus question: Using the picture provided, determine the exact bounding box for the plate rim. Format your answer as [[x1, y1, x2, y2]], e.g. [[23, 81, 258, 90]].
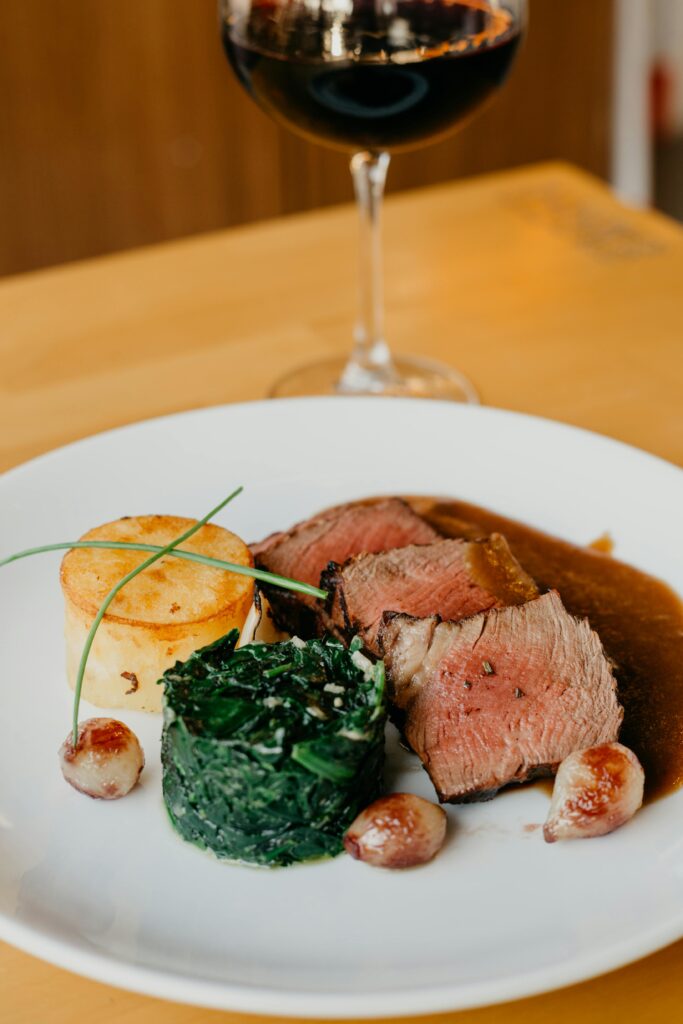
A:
[[2, 902, 682, 1017], [1, 396, 681, 487], [1, 396, 681, 1016]]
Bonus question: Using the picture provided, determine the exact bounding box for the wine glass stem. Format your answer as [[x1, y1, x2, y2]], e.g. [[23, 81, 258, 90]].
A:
[[338, 150, 397, 393]]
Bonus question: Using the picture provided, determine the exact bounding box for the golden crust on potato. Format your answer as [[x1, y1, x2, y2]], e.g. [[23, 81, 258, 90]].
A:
[[60, 515, 254, 712]]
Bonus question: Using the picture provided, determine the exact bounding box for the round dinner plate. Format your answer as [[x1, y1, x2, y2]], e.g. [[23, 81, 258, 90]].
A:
[[1, 397, 682, 1017]]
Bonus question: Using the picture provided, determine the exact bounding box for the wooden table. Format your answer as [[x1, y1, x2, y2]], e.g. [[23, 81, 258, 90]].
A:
[[1, 162, 682, 1023]]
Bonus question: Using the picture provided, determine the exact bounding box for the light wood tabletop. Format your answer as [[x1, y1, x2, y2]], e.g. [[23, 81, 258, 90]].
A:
[[0, 162, 682, 1023]]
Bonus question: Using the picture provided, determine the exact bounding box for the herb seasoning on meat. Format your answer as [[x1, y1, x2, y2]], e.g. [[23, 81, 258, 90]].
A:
[[160, 631, 386, 866]]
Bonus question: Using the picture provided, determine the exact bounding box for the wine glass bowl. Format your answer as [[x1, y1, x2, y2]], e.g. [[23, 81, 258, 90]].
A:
[[219, 0, 526, 400]]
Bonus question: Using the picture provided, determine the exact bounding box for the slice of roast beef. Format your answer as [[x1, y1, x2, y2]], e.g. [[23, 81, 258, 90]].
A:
[[378, 590, 623, 802], [253, 498, 439, 636], [320, 534, 538, 654]]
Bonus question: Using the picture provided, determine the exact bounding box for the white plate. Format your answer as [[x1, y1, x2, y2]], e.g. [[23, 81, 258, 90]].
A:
[[1, 398, 682, 1018]]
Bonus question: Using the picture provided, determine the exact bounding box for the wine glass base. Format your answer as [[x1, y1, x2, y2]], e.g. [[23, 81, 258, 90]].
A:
[[269, 355, 479, 403]]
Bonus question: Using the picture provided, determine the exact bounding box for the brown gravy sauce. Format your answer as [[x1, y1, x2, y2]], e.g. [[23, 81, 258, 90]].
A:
[[404, 496, 683, 802]]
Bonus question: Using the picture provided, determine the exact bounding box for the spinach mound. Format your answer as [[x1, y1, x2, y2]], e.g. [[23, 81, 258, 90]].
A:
[[160, 631, 386, 866]]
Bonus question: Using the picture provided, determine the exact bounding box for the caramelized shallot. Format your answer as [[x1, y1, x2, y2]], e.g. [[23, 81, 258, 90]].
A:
[[544, 742, 644, 843], [59, 718, 144, 799], [236, 594, 263, 647], [344, 793, 447, 869]]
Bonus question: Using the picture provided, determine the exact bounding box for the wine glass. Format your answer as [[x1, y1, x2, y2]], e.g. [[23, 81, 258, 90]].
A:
[[219, 0, 526, 400]]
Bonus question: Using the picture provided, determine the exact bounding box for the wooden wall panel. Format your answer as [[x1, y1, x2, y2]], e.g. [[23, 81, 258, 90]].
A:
[[0, 0, 613, 277]]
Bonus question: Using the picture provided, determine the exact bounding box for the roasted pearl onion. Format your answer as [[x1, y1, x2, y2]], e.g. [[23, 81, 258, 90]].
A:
[[544, 742, 644, 842], [60, 717, 144, 799], [344, 792, 447, 868]]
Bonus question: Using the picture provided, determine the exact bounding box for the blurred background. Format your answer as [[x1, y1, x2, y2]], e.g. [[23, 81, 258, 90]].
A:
[[2, 0, 682, 278]]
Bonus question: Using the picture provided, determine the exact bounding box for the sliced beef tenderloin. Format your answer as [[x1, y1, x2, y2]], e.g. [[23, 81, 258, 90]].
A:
[[378, 590, 623, 802], [321, 534, 538, 655], [252, 498, 439, 636]]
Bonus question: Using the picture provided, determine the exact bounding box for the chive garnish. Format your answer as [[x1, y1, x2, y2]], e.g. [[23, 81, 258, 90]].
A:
[[463, 680, 473, 689], [0, 487, 331, 749], [0, 540, 327, 600], [482, 660, 494, 675]]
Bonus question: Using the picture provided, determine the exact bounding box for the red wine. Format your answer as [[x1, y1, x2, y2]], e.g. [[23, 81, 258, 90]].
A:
[[222, 0, 521, 152]]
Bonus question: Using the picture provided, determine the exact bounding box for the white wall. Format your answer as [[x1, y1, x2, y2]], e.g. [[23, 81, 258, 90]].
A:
[[611, 0, 654, 206]]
